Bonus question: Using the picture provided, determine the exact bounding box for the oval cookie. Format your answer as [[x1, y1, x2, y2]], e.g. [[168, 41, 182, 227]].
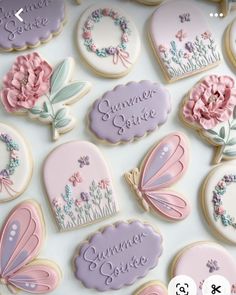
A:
[[202, 164, 236, 244], [77, 4, 141, 78], [74, 220, 163, 291], [136, 0, 163, 5], [149, 0, 221, 82], [0, 122, 32, 203], [43, 141, 119, 232], [89, 81, 171, 144], [171, 242, 236, 295], [226, 17, 236, 68], [133, 281, 167, 295], [0, 0, 66, 51]]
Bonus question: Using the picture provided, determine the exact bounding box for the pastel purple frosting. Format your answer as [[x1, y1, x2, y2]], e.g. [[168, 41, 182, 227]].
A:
[[0, 0, 65, 50], [74, 221, 163, 291], [89, 81, 171, 144]]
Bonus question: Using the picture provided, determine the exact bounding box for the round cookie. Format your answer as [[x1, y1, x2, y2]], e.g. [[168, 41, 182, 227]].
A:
[[202, 163, 236, 244], [77, 4, 141, 78], [133, 281, 168, 295], [171, 242, 236, 295], [226, 17, 236, 68], [0, 0, 66, 51], [136, 0, 163, 6], [0, 122, 32, 203]]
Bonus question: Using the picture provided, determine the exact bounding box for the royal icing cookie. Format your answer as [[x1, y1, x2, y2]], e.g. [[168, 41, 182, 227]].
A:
[[133, 281, 168, 295], [74, 220, 163, 291], [1, 52, 91, 140], [43, 141, 119, 232], [209, 0, 236, 16], [136, 0, 163, 6], [125, 132, 190, 221], [149, 0, 221, 83], [0, 122, 32, 203], [0, 0, 65, 51], [181, 75, 236, 164], [226, 17, 236, 69], [202, 163, 236, 244], [77, 4, 141, 78], [0, 200, 61, 294], [89, 81, 171, 144], [171, 242, 236, 295]]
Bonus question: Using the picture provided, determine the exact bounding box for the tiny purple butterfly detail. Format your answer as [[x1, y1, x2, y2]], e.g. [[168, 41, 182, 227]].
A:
[[179, 13, 190, 23], [207, 259, 220, 273], [78, 156, 90, 168]]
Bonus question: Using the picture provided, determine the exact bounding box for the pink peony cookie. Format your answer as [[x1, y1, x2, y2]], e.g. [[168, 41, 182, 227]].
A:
[[74, 220, 163, 291], [0, 200, 61, 294], [43, 141, 119, 232], [171, 242, 236, 295], [125, 132, 190, 221], [133, 281, 168, 295], [0, 0, 66, 51], [202, 163, 236, 244], [181, 75, 236, 164], [0, 122, 32, 203], [149, 0, 221, 82], [1, 52, 91, 140]]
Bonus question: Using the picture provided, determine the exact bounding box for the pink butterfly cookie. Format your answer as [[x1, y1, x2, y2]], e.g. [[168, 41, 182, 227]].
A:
[[0, 201, 61, 294], [125, 132, 190, 221]]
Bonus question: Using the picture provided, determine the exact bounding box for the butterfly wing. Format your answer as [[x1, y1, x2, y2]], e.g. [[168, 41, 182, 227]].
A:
[[0, 201, 44, 278], [8, 260, 61, 294], [140, 132, 189, 191], [144, 190, 190, 220]]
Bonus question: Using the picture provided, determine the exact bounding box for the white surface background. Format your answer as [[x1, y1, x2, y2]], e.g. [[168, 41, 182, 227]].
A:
[[0, 0, 236, 294]]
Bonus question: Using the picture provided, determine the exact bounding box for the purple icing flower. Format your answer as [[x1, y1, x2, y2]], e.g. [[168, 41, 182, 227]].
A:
[[92, 9, 100, 19], [185, 42, 194, 53], [212, 191, 221, 204], [106, 46, 117, 55], [0, 169, 9, 177], [81, 192, 89, 202], [120, 20, 128, 31]]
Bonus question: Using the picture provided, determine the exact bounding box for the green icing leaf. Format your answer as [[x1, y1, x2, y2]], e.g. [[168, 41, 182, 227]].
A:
[[207, 129, 218, 136], [51, 59, 71, 95], [51, 82, 86, 104], [55, 118, 71, 129], [213, 137, 225, 144], [226, 138, 236, 146], [223, 150, 236, 157], [55, 108, 67, 122], [29, 107, 42, 115], [43, 101, 51, 113], [219, 126, 225, 139], [40, 112, 50, 119]]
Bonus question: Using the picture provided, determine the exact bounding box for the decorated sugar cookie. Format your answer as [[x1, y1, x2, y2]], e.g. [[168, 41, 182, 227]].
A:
[[125, 132, 190, 221], [202, 163, 236, 244], [149, 0, 221, 82], [208, 0, 236, 16], [43, 141, 119, 232], [77, 4, 141, 78], [181, 75, 236, 164], [0, 122, 32, 203], [133, 281, 168, 295], [0, 0, 66, 51], [1, 52, 91, 140], [171, 242, 236, 295], [74, 220, 163, 291], [89, 81, 171, 144], [136, 0, 163, 6], [225, 17, 236, 68], [0, 200, 61, 294]]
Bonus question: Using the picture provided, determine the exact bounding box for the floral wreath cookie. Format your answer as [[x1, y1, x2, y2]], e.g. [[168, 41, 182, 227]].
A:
[[171, 242, 236, 295], [0, 122, 32, 203], [1, 52, 91, 140], [149, 0, 221, 82], [0, 0, 65, 51], [77, 4, 141, 78], [0, 200, 61, 294], [226, 17, 236, 69], [202, 163, 236, 244], [136, 0, 163, 6], [181, 75, 236, 164], [43, 140, 119, 232]]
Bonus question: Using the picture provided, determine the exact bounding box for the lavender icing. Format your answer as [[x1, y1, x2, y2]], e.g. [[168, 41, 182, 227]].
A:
[[74, 220, 163, 291], [89, 81, 171, 144], [0, 0, 65, 50]]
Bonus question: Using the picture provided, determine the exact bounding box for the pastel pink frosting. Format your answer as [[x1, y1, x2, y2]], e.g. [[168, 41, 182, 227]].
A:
[[1, 52, 52, 113], [183, 75, 236, 130]]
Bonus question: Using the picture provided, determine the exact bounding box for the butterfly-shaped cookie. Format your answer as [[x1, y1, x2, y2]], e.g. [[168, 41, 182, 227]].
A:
[[125, 132, 190, 221], [0, 201, 61, 294]]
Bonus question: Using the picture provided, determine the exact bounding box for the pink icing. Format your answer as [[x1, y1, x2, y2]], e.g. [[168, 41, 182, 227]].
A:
[[1, 52, 52, 113], [183, 75, 236, 129], [173, 242, 236, 295], [137, 284, 167, 295], [0, 201, 61, 293]]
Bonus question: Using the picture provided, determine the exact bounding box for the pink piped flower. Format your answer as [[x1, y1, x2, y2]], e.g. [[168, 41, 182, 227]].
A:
[[85, 20, 93, 29], [182, 75, 236, 130], [52, 198, 62, 208], [158, 45, 167, 53], [102, 8, 110, 16], [99, 179, 110, 190], [122, 33, 129, 43], [201, 30, 212, 40], [75, 199, 82, 207], [217, 180, 225, 189], [216, 206, 225, 215], [183, 52, 191, 59], [175, 29, 187, 42], [83, 31, 91, 39], [90, 44, 97, 52], [111, 11, 119, 20], [1, 52, 52, 113]]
